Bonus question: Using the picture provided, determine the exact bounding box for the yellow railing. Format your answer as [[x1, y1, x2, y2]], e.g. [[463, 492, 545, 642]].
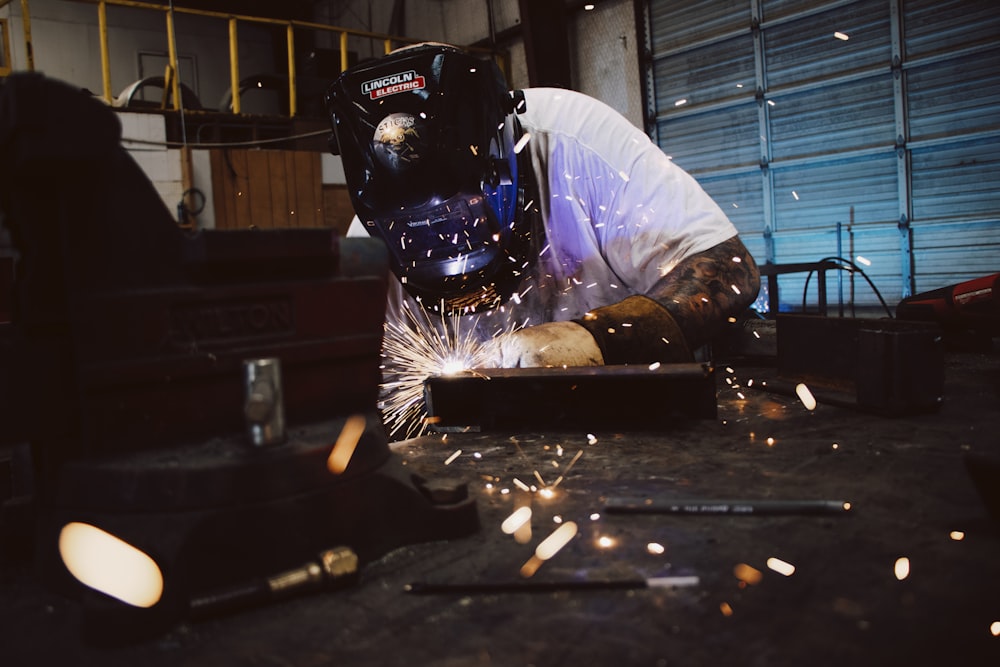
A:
[[10, 0, 490, 117]]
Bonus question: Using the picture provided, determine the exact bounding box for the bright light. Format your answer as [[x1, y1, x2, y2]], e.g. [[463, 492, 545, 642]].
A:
[[834, 31, 850, 41], [795, 383, 817, 410], [597, 536, 615, 548], [327, 414, 366, 474], [647, 542, 665, 555], [766, 557, 796, 577], [674, 98, 688, 107], [59, 522, 164, 608], [856, 255, 872, 266], [584, 3, 596, 9], [440, 359, 466, 375], [950, 531, 965, 541], [535, 521, 578, 560], [501, 506, 532, 535], [734, 563, 763, 585], [894, 557, 910, 580], [991, 621, 1000, 637]]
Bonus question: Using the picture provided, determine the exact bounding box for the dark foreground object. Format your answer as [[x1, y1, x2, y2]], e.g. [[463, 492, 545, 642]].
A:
[[3, 349, 999, 666]]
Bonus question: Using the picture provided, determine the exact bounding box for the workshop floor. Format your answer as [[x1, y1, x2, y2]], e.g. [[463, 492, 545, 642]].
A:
[[2, 348, 999, 667]]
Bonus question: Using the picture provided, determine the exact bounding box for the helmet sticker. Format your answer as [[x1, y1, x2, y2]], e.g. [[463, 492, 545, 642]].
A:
[[373, 113, 423, 170], [361, 70, 426, 100]]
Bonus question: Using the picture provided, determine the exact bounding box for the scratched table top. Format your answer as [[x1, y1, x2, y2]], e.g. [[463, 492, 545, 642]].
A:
[[2, 351, 999, 666]]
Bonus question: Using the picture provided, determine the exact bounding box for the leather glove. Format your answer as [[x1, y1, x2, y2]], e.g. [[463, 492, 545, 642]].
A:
[[491, 321, 605, 368]]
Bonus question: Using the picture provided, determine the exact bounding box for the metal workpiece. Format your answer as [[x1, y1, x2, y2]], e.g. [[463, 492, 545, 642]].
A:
[[424, 362, 718, 432], [243, 357, 286, 446]]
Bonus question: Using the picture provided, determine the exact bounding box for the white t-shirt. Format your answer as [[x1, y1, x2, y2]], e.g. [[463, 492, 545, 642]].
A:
[[350, 87, 738, 341]]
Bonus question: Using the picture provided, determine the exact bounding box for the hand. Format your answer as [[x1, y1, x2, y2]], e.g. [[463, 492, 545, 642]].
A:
[[492, 321, 605, 368]]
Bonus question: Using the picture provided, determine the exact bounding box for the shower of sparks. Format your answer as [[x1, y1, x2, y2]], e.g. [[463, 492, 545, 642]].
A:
[[379, 299, 510, 439]]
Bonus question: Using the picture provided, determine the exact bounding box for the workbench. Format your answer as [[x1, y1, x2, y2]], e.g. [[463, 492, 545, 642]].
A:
[[2, 349, 999, 667]]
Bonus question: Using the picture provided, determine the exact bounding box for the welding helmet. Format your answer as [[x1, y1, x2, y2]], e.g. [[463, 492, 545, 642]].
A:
[[325, 43, 529, 314]]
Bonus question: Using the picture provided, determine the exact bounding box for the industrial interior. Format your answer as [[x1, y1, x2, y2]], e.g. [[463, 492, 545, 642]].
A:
[[0, 0, 998, 665]]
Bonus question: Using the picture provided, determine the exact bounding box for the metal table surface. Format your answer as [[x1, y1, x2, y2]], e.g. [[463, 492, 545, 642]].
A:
[[2, 351, 999, 667]]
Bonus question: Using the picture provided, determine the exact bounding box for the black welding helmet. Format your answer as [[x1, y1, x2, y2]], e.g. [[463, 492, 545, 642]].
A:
[[325, 43, 529, 314]]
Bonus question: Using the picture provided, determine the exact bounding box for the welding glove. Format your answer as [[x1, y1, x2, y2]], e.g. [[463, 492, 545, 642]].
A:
[[493, 321, 605, 368]]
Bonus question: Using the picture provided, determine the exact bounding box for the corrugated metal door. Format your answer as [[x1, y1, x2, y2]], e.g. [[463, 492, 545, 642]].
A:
[[641, 0, 1000, 312]]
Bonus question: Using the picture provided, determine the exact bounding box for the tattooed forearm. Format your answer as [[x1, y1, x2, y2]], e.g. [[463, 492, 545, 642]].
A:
[[647, 236, 761, 349]]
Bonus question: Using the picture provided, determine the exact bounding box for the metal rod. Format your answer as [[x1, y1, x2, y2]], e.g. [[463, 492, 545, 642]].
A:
[[286, 23, 296, 117], [98, 1, 112, 102], [228, 17, 240, 114], [604, 498, 852, 516]]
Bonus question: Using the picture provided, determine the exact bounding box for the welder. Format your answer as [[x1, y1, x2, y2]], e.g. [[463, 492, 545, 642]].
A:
[[325, 43, 760, 368]]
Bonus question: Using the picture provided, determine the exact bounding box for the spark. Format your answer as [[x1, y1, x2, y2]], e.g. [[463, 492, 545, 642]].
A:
[[597, 536, 616, 548], [647, 542, 665, 555], [535, 521, 578, 560], [513, 477, 531, 492], [856, 255, 872, 266], [514, 132, 531, 153], [327, 414, 367, 474], [894, 557, 910, 580], [444, 449, 462, 465], [501, 506, 532, 535], [734, 563, 763, 585], [379, 299, 512, 439], [991, 621, 1000, 637], [720, 602, 734, 617], [949, 531, 965, 541], [796, 383, 817, 410], [589, 513, 601, 521], [834, 31, 850, 40], [766, 557, 795, 576]]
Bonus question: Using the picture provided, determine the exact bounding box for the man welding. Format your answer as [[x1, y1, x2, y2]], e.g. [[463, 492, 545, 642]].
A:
[[325, 43, 760, 368]]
